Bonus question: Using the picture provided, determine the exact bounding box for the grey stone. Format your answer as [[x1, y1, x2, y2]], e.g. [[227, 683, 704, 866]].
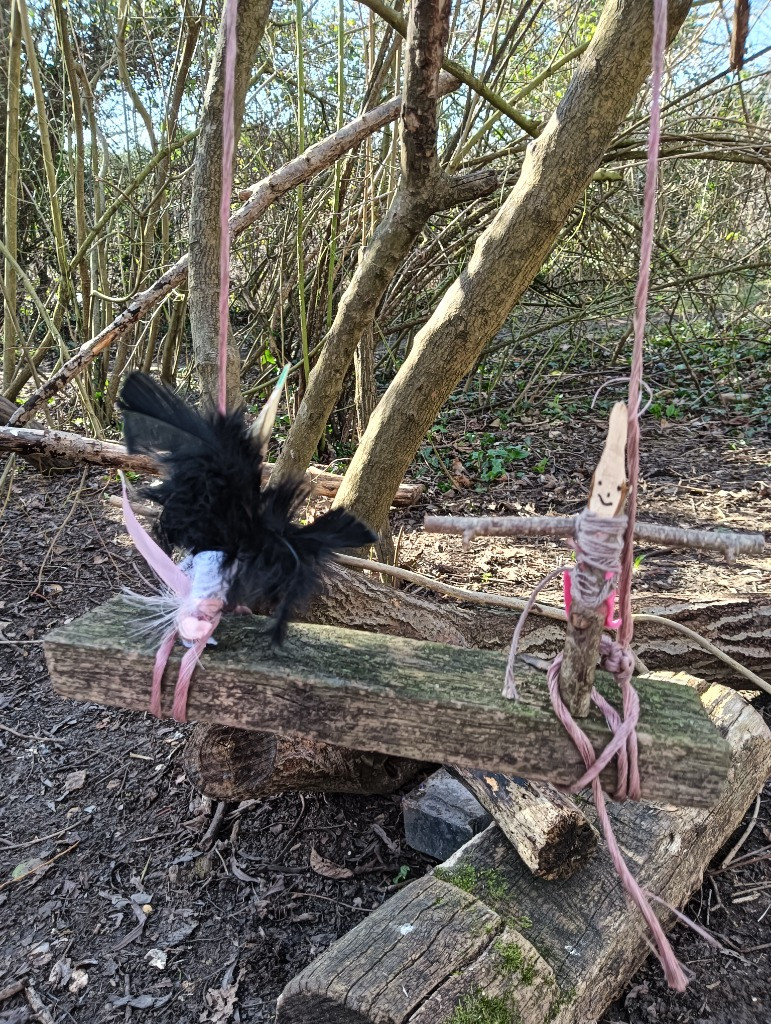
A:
[[402, 768, 492, 861]]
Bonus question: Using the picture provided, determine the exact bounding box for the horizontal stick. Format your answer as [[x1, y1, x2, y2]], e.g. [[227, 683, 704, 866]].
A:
[[0, 425, 423, 506], [44, 597, 730, 807], [424, 514, 765, 559]]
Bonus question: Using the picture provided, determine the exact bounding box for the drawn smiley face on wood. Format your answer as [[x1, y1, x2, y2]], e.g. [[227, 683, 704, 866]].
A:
[[588, 401, 628, 517]]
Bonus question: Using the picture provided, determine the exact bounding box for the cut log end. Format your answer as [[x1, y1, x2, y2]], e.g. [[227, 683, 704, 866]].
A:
[[449, 768, 598, 880]]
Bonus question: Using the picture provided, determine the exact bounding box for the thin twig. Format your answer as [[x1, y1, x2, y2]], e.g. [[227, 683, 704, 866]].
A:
[[0, 842, 80, 893], [335, 553, 564, 619], [720, 795, 762, 868], [25, 986, 56, 1024], [200, 801, 228, 852], [35, 468, 89, 593], [0, 827, 71, 851], [0, 980, 26, 1002]]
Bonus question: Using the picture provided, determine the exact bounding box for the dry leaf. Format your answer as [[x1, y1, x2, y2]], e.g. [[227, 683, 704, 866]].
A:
[[309, 847, 353, 880], [145, 948, 168, 970], [199, 982, 239, 1023], [64, 770, 86, 793], [68, 969, 89, 994]]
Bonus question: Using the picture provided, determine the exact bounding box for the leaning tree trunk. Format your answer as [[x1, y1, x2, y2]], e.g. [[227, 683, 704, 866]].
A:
[[333, 0, 692, 530], [188, 0, 273, 407], [272, 0, 496, 485]]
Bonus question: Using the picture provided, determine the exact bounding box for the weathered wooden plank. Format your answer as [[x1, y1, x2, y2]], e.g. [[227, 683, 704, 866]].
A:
[[276, 678, 771, 1024], [44, 597, 730, 806]]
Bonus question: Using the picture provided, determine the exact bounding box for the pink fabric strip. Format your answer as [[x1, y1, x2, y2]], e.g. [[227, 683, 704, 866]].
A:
[[121, 475, 190, 597], [218, 0, 239, 415], [172, 629, 218, 723], [150, 628, 178, 718], [618, 0, 668, 649]]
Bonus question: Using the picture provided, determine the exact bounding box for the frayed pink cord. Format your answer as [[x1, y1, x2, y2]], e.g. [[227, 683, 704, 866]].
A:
[[150, 629, 178, 718], [547, 643, 687, 991], [218, 0, 238, 415], [618, 0, 667, 651]]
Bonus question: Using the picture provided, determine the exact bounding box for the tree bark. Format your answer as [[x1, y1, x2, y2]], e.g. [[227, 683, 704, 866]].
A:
[[2, 0, 21, 391], [333, 0, 693, 531], [276, 678, 771, 1024], [188, 0, 272, 407], [272, 0, 497, 485]]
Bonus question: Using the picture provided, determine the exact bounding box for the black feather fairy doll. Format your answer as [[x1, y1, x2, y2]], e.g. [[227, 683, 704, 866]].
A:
[[117, 368, 375, 720]]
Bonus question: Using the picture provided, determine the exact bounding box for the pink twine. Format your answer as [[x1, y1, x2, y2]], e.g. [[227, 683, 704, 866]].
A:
[[137, 0, 238, 717], [503, 0, 686, 992], [548, 646, 687, 990], [150, 629, 178, 718], [617, 0, 667, 650], [218, 0, 239, 415]]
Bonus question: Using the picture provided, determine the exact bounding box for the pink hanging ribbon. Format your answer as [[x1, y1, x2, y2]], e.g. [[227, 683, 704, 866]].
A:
[[121, 476, 222, 722]]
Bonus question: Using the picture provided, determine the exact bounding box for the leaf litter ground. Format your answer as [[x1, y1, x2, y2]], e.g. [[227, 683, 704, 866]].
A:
[[0, 407, 769, 1023]]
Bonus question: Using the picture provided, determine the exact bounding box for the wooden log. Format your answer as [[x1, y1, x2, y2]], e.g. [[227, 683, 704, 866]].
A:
[[183, 724, 425, 801], [449, 768, 598, 880], [44, 597, 730, 806], [184, 562, 595, 872], [0, 425, 424, 505], [276, 677, 771, 1024], [307, 565, 771, 689]]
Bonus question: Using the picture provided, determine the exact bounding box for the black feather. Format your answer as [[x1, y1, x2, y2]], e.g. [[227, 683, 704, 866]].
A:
[[118, 372, 376, 641]]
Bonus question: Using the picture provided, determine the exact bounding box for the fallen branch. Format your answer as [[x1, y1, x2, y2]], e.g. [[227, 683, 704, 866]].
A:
[[424, 514, 766, 561], [0, 425, 423, 505], [7, 74, 460, 427]]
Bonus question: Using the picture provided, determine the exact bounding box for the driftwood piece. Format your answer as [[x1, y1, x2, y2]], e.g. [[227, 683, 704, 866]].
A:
[[449, 768, 598, 880], [44, 597, 730, 806], [183, 724, 424, 800], [0, 425, 423, 505], [277, 677, 771, 1024], [424, 514, 766, 560]]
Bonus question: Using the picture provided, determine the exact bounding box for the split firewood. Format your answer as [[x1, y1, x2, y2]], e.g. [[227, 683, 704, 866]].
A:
[[448, 767, 598, 880]]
